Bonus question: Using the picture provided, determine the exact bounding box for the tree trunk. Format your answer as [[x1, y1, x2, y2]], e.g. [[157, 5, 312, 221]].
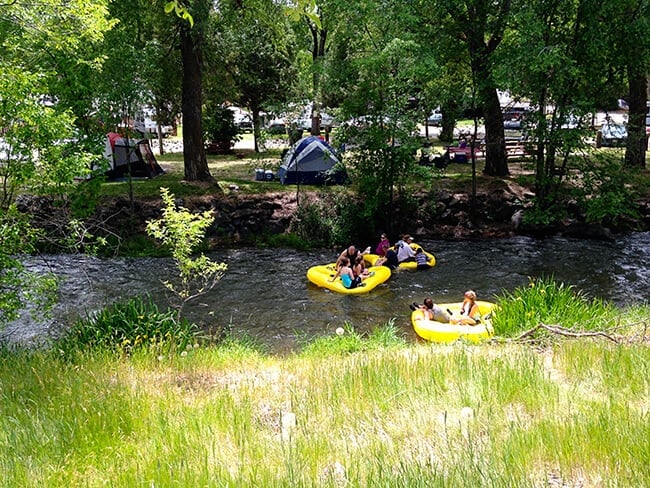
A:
[[481, 84, 509, 176], [624, 67, 647, 168], [439, 102, 457, 143], [156, 123, 164, 155], [309, 20, 327, 136], [180, 22, 213, 182], [252, 108, 261, 153], [466, 20, 508, 177]]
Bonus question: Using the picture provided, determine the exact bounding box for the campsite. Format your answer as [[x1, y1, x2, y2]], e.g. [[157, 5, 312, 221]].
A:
[[102, 132, 166, 180], [278, 135, 347, 185], [1, 1, 649, 486]]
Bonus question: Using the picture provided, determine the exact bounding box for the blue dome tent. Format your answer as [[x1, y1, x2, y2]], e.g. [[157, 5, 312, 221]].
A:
[[278, 136, 347, 185]]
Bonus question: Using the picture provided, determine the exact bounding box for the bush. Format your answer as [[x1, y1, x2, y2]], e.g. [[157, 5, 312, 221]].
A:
[[570, 156, 640, 226], [290, 190, 365, 247], [57, 295, 199, 355], [203, 105, 241, 154], [493, 276, 616, 338]]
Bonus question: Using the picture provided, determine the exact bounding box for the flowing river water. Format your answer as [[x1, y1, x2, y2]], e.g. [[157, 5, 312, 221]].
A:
[[4, 232, 649, 353]]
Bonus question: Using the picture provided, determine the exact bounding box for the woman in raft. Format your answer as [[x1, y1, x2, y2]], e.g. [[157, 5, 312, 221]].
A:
[[410, 290, 481, 325], [329, 257, 373, 289]]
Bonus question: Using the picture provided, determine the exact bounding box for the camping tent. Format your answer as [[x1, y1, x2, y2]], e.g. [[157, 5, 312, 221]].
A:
[[278, 136, 346, 185], [103, 132, 165, 179]]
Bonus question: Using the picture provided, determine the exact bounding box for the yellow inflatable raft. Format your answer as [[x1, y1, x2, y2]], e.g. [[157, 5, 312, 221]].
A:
[[411, 301, 496, 343], [307, 263, 391, 294], [364, 243, 436, 270]]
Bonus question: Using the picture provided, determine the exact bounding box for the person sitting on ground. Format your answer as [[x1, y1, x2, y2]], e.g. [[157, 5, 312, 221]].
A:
[[375, 233, 390, 257], [396, 234, 416, 263], [329, 257, 362, 289], [410, 298, 451, 323], [414, 247, 431, 270]]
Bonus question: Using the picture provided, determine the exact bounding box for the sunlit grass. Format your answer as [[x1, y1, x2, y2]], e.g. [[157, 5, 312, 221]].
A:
[[1, 304, 648, 487], [493, 276, 621, 338]]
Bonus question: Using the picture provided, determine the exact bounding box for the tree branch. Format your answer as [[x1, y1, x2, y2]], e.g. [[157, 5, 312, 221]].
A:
[[514, 322, 620, 343]]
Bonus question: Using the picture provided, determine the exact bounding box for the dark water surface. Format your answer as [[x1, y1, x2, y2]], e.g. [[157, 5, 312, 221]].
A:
[[5, 233, 649, 352]]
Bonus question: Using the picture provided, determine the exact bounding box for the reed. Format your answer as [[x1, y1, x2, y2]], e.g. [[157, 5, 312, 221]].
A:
[[492, 275, 619, 337], [56, 295, 200, 355], [1, 310, 647, 487]]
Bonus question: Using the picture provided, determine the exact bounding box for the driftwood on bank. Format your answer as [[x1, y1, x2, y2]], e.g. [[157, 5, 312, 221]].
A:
[[513, 323, 621, 343]]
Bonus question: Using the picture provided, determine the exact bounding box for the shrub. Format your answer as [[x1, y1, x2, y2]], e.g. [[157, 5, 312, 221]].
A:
[[146, 188, 227, 321], [493, 276, 616, 338], [57, 295, 199, 355], [570, 156, 640, 226], [203, 105, 241, 154], [290, 190, 364, 247]]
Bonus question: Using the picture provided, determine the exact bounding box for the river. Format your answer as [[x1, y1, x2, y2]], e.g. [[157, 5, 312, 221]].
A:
[[4, 233, 649, 353]]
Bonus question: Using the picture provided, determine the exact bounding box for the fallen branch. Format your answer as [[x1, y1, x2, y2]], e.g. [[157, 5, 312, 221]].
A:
[[514, 323, 620, 343]]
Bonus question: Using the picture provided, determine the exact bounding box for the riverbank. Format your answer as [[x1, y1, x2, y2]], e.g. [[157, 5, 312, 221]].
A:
[[21, 169, 650, 254], [2, 323, 648, 487], [14, 133, 650, 253]]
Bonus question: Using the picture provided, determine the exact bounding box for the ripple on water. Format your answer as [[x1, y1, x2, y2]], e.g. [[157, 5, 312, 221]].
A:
[[4, 233, 649, 352]]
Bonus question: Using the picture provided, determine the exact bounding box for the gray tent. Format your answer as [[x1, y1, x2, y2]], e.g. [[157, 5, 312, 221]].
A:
[[278, 136, 346, 185]]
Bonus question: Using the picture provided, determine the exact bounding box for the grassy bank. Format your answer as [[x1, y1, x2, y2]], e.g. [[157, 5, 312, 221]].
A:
[[1, 315, 648, 487]]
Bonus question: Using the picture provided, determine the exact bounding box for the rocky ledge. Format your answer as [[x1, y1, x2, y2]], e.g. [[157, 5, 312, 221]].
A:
[[15, 182, 650, 251]]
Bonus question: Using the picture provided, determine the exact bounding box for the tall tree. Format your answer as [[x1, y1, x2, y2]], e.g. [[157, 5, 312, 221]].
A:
[[0, 0, 114, 327], [179, 0, 213, 181], [286, 0, 330, 134], [321, 1, 425, 233], [417, 0, 512, 177], [213, 0, 297, 152], [501, 0, 630, 209], [600, 0, 650, 168]]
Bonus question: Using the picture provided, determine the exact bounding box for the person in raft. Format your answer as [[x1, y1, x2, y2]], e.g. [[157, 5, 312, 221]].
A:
[[455, 289, 481, 325], [414, 247, 431, 270], [335, 245, 371, 270], [329, 257, 363, 289], [375, 233, 390, 257], [396, 234, 416, 263], [375, 247, 399, 269], [410, 290, 481, 325], [353, 254, 374, 278], [410, 297, 451, 322]]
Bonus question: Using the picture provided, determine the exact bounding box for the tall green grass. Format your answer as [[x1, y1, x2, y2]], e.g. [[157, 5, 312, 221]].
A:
[[1, 311, 647, 487], [56, 295, 200, 355], [493, 276, 619, 338]]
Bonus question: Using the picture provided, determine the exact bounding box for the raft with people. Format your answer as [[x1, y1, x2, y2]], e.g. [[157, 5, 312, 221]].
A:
[[410, 301, 497, 343], [306, 263, 391, 294], [364, 243, 436, 270]]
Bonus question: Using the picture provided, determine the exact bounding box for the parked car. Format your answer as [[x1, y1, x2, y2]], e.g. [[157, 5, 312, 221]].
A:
[[427, 109, 442, 126], [297, 103, 336, 130], [227, 106, 253, 131], [266, 117, 287, 134], [134, 106, 174, 137], [502, 107, 529, 130], [503, 117, 523, 130], [596, 122, 627, 147]]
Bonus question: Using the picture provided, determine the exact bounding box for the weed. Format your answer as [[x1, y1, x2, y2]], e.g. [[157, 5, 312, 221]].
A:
[[57, 295, 199, 355], [493, 276, 617, 338]]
